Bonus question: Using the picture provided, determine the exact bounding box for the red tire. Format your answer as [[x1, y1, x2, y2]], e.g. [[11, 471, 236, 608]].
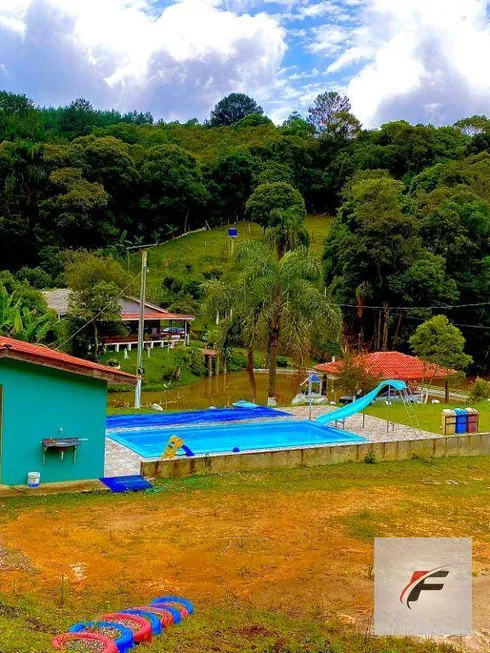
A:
[[100, 612, 152, 643], [52, 632, 118, 652], [132, 605, 174, 628]]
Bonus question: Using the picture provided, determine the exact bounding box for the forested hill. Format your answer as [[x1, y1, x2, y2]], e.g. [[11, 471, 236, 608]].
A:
[[2, 90, 490, 370]]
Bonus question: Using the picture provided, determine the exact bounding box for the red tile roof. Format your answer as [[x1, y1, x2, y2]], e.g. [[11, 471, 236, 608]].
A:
[[315, 351, 456, 381], [0, 336, 137, 386], [121, 312, 194, 321]]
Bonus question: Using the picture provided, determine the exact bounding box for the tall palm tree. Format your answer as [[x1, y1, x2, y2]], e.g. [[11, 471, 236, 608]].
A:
[[236, 242, 341, 401]]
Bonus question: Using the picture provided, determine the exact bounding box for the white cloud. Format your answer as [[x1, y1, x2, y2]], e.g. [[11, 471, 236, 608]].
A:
[[0, 0, 286, 119], [331, 0, 490, 127]]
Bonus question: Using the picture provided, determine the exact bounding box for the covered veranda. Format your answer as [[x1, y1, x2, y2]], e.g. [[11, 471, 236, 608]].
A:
[[103, 310, 194, 352]]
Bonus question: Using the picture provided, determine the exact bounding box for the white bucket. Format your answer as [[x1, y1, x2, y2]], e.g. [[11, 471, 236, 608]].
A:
[[27, 472, 40, 488]]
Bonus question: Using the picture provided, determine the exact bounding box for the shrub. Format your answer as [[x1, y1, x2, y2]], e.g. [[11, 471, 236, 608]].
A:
[[468, 377, 490, 403], [277, 356, 289, 368], [364, 451, 377, 464], [202, 266, 223, 281], [228, 350, 247, 372], [16, 266, 53, 289]]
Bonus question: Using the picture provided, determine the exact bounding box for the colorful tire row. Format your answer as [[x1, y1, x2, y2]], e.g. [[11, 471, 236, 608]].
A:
[[52, 595, 194, 652]]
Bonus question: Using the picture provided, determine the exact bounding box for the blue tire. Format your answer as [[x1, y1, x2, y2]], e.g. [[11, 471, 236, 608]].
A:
[[121, 609, 162, 635], [69, 621, 134, 653], [151, 595, 194, 615], [148, 602, 183, 624]]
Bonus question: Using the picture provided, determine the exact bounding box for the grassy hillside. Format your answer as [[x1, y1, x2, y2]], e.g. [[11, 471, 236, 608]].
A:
[[130, 215, 333, 305]]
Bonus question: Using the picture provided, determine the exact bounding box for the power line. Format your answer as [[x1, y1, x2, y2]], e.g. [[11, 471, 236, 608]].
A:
[[403, 314, 490, 331], [337, 301, 490, 311], [55, 272, 142, 351]]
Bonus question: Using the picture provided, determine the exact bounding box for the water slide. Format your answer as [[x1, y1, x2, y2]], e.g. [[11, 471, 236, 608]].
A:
[[316, 379, 407, 425]]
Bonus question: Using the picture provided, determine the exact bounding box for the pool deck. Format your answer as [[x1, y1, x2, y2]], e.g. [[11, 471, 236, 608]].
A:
[[104, 405, 437, 477]]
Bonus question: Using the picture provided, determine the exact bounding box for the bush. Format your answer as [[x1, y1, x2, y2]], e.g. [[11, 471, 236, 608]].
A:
[[181, 279, 203, 299], [173, 346, 207, 377], [16, 266, 53, 289], [364, 451, 377, 464], [277, 356, 289, 368], [202, 266, 223, 281], [162, 275, 182, 293], [468, 377, 490, 403], [228, 350, 247, 372]]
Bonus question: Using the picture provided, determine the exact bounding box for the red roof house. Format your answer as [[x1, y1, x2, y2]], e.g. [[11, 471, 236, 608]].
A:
[[315, 351, 456, 381], [0, 336, 137, 386]]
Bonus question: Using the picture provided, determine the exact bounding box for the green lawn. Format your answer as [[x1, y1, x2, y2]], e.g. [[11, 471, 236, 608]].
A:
[[365, 400, 490, 434], [130, 216, 333, 304]]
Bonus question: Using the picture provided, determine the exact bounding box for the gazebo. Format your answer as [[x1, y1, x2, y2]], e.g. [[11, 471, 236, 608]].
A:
[[315, 351, 457, 402]]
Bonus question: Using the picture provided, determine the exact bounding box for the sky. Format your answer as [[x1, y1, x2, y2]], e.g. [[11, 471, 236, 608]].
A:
[[1, 0, 490, 127]]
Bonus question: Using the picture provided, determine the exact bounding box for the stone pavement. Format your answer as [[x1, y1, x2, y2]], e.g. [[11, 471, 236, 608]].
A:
[[104, 404, 436, 478]]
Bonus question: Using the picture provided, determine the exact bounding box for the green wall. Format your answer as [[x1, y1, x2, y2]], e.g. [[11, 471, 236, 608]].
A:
[[0, 359, 107, 486]]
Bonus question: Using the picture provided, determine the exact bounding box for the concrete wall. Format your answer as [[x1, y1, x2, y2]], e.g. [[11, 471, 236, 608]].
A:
[[141, 433, 490, 479], [0, 359, 107, 485]]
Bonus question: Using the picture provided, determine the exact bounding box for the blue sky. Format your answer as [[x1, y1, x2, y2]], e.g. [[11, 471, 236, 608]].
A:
[[1, 0, 490, 127]]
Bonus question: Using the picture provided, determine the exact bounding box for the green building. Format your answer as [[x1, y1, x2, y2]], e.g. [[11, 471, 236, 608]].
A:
[[0, 336, 136, 486]]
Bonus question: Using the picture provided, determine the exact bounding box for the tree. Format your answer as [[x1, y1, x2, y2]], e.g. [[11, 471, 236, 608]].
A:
[[209, 93, 264, 127], [282, 112, 316, 138], [336, 352, 380, 396], [140, 144, 208, 236], [324, 170, 421, 350], [267, 207, 310, 258], [0, 283, 56, 343], [59, 98, 97, 137], [410, 315, 472, 385], [207, 151, 256, 222], [235, 242, 341, 400], [308, 92, 360, 138], [65, 252, 130, 357], [454, 115, 490, 137], [245, 182, 307, 230], [39, 168, 110, 249]]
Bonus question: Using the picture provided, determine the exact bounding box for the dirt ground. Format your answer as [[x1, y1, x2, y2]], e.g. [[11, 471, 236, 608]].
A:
[[1, 459, 490, 651]]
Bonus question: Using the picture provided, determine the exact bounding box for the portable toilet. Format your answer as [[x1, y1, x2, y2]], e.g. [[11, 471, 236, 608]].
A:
[[454, 408, 468, 434], [466, 408, 480, 434], [442, 409, 456, 435]]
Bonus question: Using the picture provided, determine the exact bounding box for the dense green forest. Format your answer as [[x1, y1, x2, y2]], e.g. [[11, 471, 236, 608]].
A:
[[1, 89, 490, 373]]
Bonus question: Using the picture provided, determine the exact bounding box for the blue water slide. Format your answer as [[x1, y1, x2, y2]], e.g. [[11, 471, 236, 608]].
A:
[[316, 379, 407, 425]]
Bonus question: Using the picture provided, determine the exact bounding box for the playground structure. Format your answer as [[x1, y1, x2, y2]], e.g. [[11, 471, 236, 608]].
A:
[[316, 379, 424, 438], [52, 595, 194, 651]]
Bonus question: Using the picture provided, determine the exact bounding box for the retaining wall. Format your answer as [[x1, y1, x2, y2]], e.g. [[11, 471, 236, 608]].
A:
[[140, 432, 490, 479]]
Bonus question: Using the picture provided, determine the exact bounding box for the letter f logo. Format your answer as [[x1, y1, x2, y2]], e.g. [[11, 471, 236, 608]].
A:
[[400, 567, 450, 609]]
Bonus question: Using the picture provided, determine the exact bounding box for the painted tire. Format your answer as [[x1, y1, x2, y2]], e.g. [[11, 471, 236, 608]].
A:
[[148, 602, 183, 624], [152, 595, 194, 615], [131, 605, 174, 628], [69, 621, 134, 653], [100, 613, 152, 644], [52, 632, 118, 652], [120, 609, 162, 635]]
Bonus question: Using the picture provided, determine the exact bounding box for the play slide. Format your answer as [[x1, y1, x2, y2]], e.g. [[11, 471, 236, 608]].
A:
[[316, 379, 407, 425]]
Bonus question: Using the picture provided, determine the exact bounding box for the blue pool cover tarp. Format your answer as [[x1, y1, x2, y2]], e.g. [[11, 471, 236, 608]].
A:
[[107, 405, 291, 431], [100, 475, 154, 492]]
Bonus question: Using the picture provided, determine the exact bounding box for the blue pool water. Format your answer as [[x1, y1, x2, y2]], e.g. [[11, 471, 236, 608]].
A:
[[108, 420, 365, 458], [107, 406, 290, 430]]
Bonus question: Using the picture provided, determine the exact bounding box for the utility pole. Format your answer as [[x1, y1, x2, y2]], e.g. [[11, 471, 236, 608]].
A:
[[135, 249, 148, 409]]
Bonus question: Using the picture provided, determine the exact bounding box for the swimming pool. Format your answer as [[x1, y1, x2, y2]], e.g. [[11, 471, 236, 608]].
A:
[[108, 420, 365, 458]]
